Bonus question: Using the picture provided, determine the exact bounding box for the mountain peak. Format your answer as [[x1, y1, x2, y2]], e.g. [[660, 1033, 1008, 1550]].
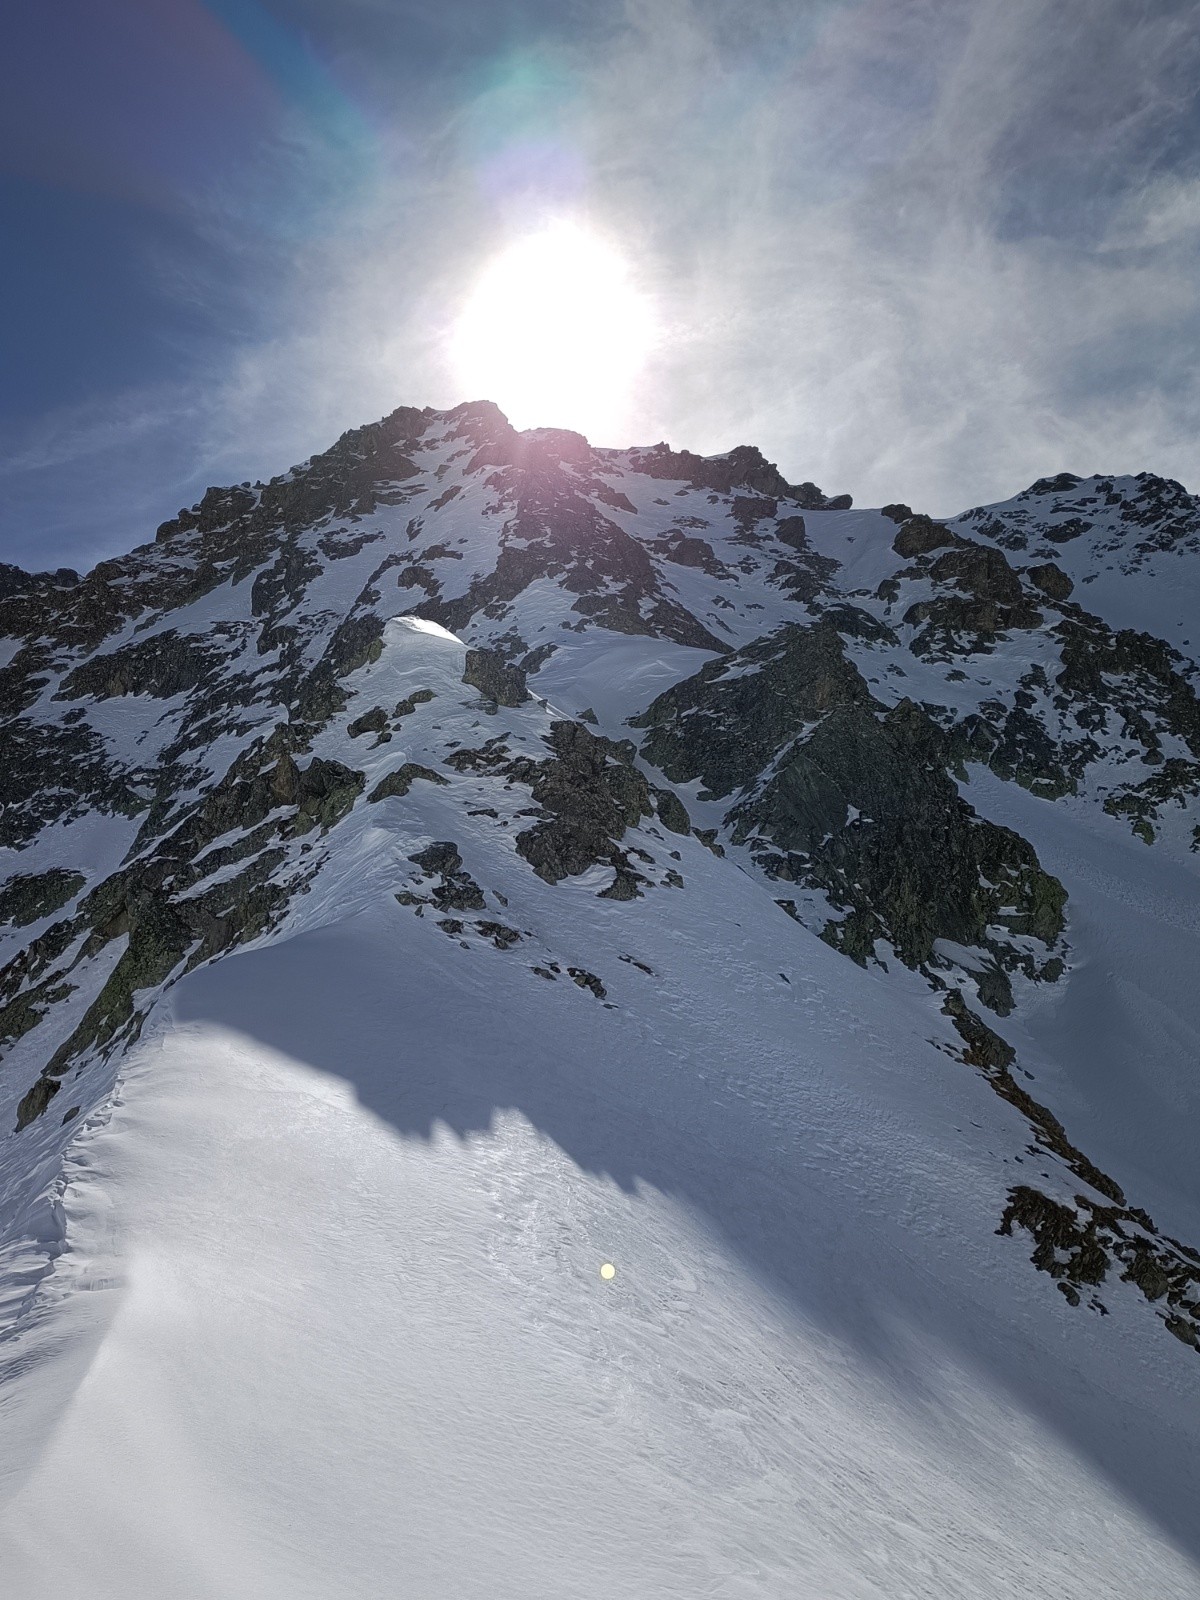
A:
[[2, 402, 1199, 1593]]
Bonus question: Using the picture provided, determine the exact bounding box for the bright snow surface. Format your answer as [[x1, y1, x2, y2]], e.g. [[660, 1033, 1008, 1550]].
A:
[[1, 614, 1198, 1598]]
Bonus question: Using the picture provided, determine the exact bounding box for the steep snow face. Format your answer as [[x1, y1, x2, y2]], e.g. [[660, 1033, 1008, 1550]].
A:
[[0, 404, 1199, 1595]]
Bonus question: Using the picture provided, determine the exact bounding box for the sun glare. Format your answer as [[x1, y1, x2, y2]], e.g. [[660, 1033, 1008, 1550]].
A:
[[450, 221, 654, 439]]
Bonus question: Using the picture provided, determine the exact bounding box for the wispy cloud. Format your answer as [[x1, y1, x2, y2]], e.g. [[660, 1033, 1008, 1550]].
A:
[[5, 0, 1199, 566]]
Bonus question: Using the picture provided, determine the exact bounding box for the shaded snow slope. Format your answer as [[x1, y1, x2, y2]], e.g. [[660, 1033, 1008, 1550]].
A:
[[2, 827, 1198, 1597]]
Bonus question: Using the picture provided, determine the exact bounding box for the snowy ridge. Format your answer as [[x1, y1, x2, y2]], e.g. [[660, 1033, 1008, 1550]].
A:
[[0, 403, 1198, 1596]]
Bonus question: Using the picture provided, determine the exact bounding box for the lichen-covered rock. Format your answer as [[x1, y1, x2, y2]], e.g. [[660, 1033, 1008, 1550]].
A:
[[892, 515, 960, 558], [652, 787, 692, 835], [462, 648, 529, 707], [445, 721, 653, 893], [634, 623, 868, 799], [369, 764, 449, 802], [1026, 561, 1073, 600], [347, 706, 389, 738], [635, 623, 1066, 986], [0, 869, 85, 927], [406, 841, 487, 911]]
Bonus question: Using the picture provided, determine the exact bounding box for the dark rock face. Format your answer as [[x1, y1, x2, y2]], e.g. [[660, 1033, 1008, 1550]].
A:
[[999, 1187, 1200, 1346], [635, 621, 1065, 985], [1023, 472, 1083, 498], [0, 869, 85, 927], [56, 631, 220, 701], [446, 721, 656, 897], [4, 727, 366, 1128], [462, 648, 529, 707], [369, 764, 449, 802], [347, 706, 390, 739], [634, 624, 869, 799], [393, 689, 435, 719], [748, 699, 1064, 973], [628, 442, 826, 502], [0, 717, 147, 848], [892, 515, 960, 558], [1026, 561, 1073, 600], [901, 538, 1045, 655], [15, 1076, 60, 1131], [404, 841, 488, 912], [652, 788, 692, 835], [509, 720, 651, 892]]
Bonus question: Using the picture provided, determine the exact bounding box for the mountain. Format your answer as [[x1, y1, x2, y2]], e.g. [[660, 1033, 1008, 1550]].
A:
[[1, 401, 1198, 1597]]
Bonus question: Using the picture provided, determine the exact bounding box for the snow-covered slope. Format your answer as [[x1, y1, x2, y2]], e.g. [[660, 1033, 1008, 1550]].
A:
[[0, 404, 1197, 1596]]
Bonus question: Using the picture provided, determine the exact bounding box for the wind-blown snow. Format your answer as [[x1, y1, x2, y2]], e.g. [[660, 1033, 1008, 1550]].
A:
[[2, 886, 1198, 1598]]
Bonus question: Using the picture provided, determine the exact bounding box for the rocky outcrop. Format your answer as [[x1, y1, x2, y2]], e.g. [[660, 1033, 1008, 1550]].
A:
[[1000, 1187, 1200, 1346], [625, 442, 848, 506], [6, 729, 365, 1129], [462, 648, 529, 707], [0, 869, 85, 928], [446, 721, 656, 897], [634, 623, 869, 799], [403, 841, 486, 912], [635, 622, 1066, 987], [369, 764, 449, 802], [1026, 561, 1073, 600], [56, 630, 222, 701]]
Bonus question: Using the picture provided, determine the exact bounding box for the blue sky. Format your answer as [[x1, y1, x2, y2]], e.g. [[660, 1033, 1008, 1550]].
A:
[[4, 0, 1200, 571]]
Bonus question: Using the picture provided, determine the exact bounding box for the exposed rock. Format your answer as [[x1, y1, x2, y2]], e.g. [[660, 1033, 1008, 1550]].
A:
[[1026, 562, 1074, 600], [462, 647, 529, 707], [0, 869, 85, 927], [999, 1186, 1200, 1348], [636, 624, 1066, 983], [634, 623, 869, 799], [941, 991, 1015, 1070], [15, 1076, 60, 1131], [652, 787, 692, 835], [394, 689, 435, 718], [407, 841, 487, 912], [347, 706, 390, 738], [1023, 472, 1083, 498], [56, 630, 222, 701], [568, 966, 607, 999], [445, 721, 653, 892], [892, 515, 960, 558], [369, 764, 450, 802]]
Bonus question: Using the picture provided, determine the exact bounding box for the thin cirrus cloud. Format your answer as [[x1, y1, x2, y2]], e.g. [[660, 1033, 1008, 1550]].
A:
[[2, 0, 1198, 571]]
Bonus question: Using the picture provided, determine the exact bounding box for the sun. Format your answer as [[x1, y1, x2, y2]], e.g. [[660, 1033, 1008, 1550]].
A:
[[450, 220, 654, 440]]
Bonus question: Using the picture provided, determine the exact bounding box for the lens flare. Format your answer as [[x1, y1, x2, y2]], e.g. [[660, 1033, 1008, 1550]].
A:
[[451, 220, 654, 440]]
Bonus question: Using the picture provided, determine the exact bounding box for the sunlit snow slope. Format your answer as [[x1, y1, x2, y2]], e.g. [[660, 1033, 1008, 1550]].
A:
[[1, 407, 1198, 1597]]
